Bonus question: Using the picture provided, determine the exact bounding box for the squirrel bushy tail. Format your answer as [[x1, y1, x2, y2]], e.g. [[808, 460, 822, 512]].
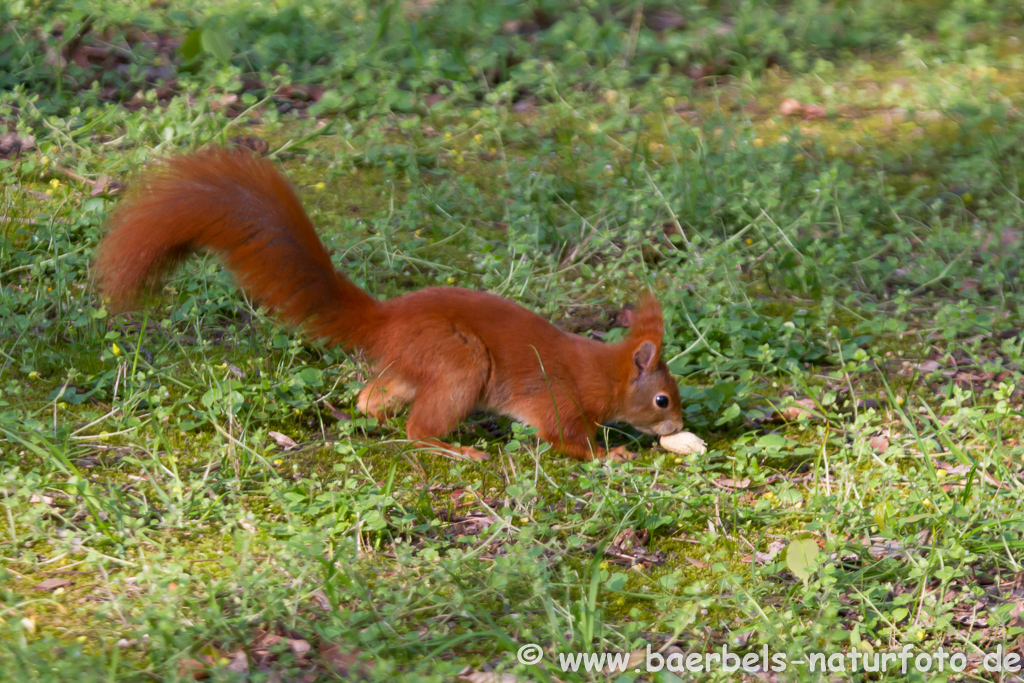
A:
[[95, 148, 381, 349]]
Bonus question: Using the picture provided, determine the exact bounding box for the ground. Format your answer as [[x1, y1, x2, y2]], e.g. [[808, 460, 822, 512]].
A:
[[1, 1, 1023, 681]]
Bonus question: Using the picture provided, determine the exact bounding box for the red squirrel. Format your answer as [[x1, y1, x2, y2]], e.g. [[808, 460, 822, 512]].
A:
[[95, 147, 684, 460]]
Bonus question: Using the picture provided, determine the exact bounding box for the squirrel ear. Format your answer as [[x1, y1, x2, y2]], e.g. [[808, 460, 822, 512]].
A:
[[632, 340, 658, 375], [628, 292, 664, 344]]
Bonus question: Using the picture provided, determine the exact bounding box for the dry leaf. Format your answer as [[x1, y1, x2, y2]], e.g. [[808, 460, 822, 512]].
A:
[[745, 539, 786, 564], [684, 556, 710, 569], [779, 98, 802, 116], [917, 360, 941, 373], [288, 638, 312, 655], [228, 135, 270, 155], [320, 643, 372, 679], [323, 401, 352, 422], [226, 651, 248, 674], [177, 657, 210, 679], [308, 590, 331, 611], [268, 431, 298, 450], [780, 398, 816, 421], [456, 668, 524, 683], [868, 435, 889, 454], [613, 528, 648, 551], [779, 98, 826, 119], [713, 477, 751, 490], [33, 578, 73, 592], [0, 132, 35, 158]]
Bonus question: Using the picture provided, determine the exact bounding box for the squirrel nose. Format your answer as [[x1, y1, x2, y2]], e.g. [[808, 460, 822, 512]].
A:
[[656, 420, 684, 436]]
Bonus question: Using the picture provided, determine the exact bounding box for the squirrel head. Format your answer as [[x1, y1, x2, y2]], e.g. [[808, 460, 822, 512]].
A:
[[616, 293, 684, 436]]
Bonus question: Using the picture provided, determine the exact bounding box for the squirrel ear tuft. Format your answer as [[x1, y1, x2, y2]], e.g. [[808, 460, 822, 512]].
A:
[[632, 340, 658, 374], [628, 292, 664, 348]]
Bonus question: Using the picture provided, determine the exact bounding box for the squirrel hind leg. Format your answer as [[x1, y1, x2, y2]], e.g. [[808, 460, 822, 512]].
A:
[[404, 374, 487, 461], [356, 373, 415, 421]]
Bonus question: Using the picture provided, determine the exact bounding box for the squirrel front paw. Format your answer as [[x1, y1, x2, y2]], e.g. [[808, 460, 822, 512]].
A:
[[606, 445, 639, 462]]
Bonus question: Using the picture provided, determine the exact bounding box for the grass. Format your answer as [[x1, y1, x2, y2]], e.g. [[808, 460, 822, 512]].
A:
[[2, 0, 1024, 681]]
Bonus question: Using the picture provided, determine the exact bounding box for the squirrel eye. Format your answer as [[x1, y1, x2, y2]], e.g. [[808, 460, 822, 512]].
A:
[[654, 394, 670, 409]]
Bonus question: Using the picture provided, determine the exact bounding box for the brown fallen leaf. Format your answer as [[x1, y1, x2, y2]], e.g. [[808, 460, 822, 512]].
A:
[[868, 435, 889, 454], [684, 556, 710, 569], [713, 477, 751, 490], [228, 135, 270, 155], [323, 401, 352, 422], [226, 651, 248, 674], [321, 643, 373, 679], [33, 578, 73, 592], [288, 638, 312, 655], [268, 431, 298, 450], [456, 668, 524, 683], [0, 132, 35, 159], [802, 104, 826, 119], [779, 98, 827, 120], [780, 397, 817, 421], [253, 630, 282, 649], [177, 657, 211, 679], [308, 590, 331, 611], [743, 539, 786, 564], [779, 98, 802, 116], [613, 528, 648, 551]]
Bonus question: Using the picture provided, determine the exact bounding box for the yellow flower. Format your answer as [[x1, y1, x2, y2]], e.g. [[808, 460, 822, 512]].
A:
[[49, 178, 60, 189], [753, 138, 764, 148], [446, 276, 455, 285], [663, 96, 675, 108], [314, 182, 325, 192], [112, 343, 121, 355], [472, 133, 483, 144]]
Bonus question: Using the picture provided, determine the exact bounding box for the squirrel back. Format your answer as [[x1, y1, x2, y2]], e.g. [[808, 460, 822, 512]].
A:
[[95, 148, 381, 349]]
